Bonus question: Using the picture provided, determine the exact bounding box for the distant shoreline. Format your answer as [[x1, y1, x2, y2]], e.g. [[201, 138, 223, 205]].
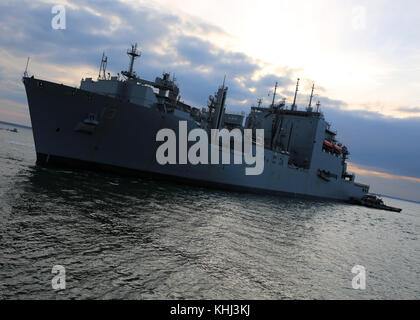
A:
[[0, 120, 31, 129], [382, 194, 420, 205]]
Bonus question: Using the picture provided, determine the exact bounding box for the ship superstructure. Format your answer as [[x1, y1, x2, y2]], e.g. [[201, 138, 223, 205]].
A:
[[23, 44, 369, 201]]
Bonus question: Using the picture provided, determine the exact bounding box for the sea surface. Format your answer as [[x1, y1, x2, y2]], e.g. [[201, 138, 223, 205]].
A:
[[0, 123, 419, 299]]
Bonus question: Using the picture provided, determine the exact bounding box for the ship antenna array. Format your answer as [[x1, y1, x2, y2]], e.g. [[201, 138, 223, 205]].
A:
[[291, 78, 300, 111], [127, 43, 141, 77], [98, 52, 108, 80], [307, 82, 315, 111], [271, 82, 278, 107], [23, 57, 30, 77]]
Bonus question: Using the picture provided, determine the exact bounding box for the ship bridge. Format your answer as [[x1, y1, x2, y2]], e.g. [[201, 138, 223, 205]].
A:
[[245, 80, 353, 183]]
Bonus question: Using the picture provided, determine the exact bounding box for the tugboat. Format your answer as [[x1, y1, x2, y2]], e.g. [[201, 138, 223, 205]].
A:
[[348, 194, 402, 212]]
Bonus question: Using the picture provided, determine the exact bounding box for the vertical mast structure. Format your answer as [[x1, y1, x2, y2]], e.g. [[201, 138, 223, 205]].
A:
[[291, 78, 300, 111]]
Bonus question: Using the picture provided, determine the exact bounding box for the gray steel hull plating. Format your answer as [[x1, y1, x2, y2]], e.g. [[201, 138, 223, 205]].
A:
[[24, 77, 366, 201]]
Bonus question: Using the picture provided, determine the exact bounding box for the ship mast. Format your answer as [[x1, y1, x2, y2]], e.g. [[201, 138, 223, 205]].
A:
[[271, 82, 278, 107], [212, 78, 228, 130], [291, 78, 300, 111], [23, 57, 30, 77], [122, 43, 141, 80], [307, 82, 315, 112], [98, 52, 108, 80]]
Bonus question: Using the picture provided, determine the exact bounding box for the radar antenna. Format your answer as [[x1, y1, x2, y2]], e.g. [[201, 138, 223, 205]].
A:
[[316, 100, 321, 113]]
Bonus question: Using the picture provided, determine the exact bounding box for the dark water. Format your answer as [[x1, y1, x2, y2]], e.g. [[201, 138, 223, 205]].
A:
[[0, 124, 419, 299]]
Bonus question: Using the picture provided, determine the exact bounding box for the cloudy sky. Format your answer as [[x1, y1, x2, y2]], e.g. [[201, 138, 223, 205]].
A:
[[0, 0, 419, 201]]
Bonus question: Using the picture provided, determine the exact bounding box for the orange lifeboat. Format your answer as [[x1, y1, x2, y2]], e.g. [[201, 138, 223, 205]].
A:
[[323, 139, 342, 153]]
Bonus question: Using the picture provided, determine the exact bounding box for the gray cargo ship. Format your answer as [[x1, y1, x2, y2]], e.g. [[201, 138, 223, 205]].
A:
[[22, 44, 369, 201]]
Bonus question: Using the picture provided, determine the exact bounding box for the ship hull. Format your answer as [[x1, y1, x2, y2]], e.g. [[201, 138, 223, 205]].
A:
[[23, 77, 366, 201]]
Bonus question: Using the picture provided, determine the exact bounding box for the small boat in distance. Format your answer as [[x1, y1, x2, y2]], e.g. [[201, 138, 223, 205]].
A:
[[1, 127, 19, 133], [348, 194, 402, 212]]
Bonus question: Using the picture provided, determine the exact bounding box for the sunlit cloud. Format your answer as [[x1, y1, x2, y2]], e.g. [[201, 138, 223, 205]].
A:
[[152, 0, 420, 119], [0, 99, 28, 111], [0, 109, 29, 119], [348, 163, 420, 184]]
